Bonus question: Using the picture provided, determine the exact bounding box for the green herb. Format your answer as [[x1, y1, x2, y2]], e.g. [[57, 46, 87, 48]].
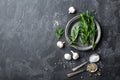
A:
[[56, 27, 64, 39], [79, 10, 96, 47], [68, 24, 80, 45]]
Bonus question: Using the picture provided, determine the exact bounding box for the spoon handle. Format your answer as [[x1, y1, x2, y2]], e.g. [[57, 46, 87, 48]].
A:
[[72, 61, 88, 71], [67, 69, 85, 78]]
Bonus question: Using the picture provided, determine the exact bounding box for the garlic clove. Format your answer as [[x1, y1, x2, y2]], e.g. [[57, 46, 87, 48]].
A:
[[64, 53, 72, 60], [57, 41, 65, 48], [71, 50, 79, 60], [73, 53, 79, 60], [68, 6, 76, 14]]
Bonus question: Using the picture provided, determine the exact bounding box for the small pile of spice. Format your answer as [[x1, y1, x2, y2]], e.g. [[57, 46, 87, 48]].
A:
[[86, 63, 98, 73]]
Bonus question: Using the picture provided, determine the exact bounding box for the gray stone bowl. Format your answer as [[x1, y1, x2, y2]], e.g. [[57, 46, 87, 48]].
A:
[[65, 15, 101, 51]]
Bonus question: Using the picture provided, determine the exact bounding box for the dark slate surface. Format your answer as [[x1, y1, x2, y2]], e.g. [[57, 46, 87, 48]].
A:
[[0, 0, 120, 80]]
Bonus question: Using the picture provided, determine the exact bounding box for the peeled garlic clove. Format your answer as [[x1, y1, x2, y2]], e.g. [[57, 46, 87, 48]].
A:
[[68, 6, 76, 14], [71, 51, 79, 60], [57, 41, 65, 48], [64, 53, 72, 60]]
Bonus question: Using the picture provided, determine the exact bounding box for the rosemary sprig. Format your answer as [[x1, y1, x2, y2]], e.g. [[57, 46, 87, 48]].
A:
[[56, 27, 64, 39], [68, 24, 80, 45], [79, 10, 96, 46]]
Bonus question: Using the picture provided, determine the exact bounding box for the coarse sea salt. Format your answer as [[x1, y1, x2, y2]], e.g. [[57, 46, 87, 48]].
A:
[[89, 54, 100, 63]]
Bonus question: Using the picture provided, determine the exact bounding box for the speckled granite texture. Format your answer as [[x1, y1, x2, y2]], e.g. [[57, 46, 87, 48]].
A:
[[0, 0, 120, 80]]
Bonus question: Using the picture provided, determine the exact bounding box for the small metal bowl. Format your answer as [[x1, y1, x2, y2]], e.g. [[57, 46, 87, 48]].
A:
[[65, 15, 101, 51]]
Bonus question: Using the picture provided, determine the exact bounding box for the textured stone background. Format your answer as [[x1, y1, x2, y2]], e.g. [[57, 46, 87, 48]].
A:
[[0, 0, 120, 80]]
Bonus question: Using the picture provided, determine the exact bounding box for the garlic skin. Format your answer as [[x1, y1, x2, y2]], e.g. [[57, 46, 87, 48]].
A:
[[57, 41, 64, 48], [68, 6, 76, 14], [71, 51, 79, 60], [64, 53, 72, 60]]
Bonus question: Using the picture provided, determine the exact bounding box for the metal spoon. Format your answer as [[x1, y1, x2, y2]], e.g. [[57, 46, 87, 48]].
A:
[[67, 69, 85, 78], [72, 54, 100, 71], [67, 63, 98, 78], [72, 61, 88, 71]]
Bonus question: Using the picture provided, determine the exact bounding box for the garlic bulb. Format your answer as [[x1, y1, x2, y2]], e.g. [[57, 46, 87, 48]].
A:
[[71, 51, 79, 60], [68, 6, 76, 14], [64, 53, 72, 60], [89, 54, 100, 63], [57, 41, 65, 48]]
